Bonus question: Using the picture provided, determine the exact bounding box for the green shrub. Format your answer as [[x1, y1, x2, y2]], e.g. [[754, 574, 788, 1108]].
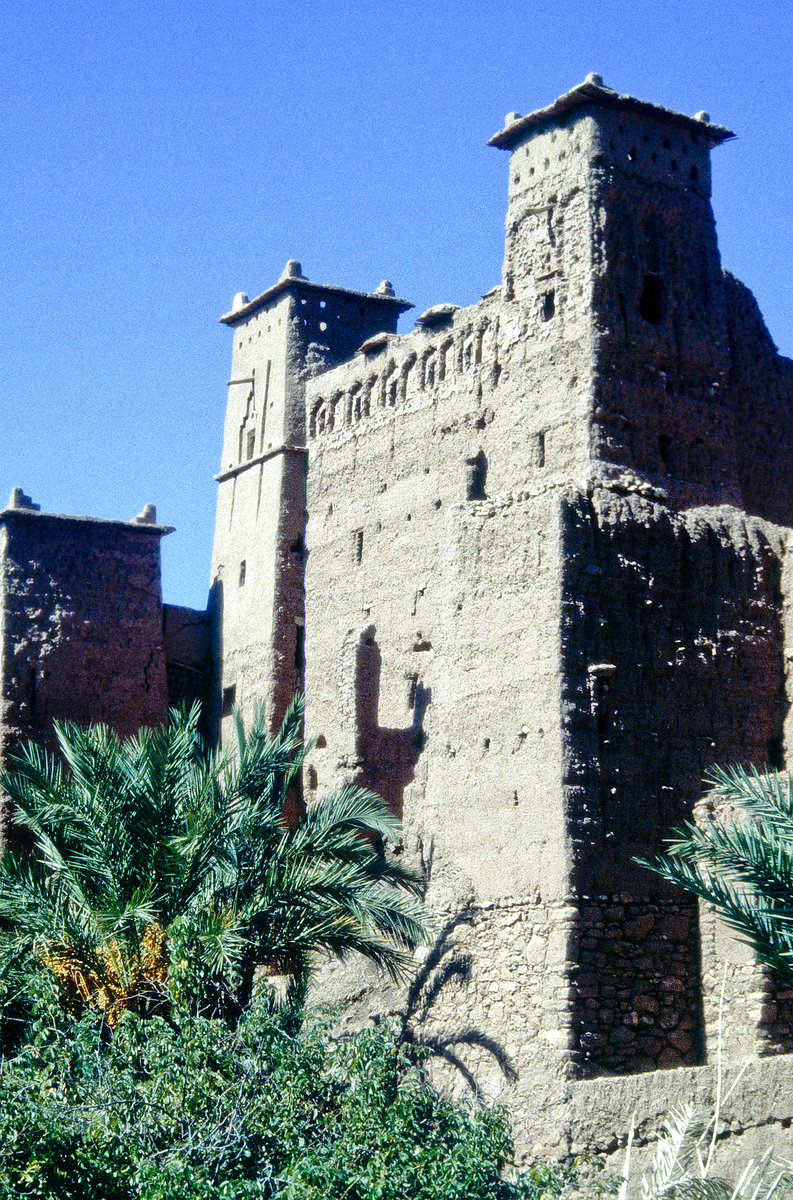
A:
[[0, 993, 575, 1200]]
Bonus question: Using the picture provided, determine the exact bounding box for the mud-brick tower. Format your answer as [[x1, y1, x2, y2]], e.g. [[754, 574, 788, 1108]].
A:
[[211, 261, 411, 741], [301, 74, 793, 1144]]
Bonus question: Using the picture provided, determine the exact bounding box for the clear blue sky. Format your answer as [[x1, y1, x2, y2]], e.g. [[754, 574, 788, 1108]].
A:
[[2, 0, 791, 609]]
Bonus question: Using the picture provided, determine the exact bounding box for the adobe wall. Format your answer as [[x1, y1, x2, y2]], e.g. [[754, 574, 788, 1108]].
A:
[[0, 503, 170, 802], [303, 288, 585, 901], [559, 486, 792, 1072], [517, 1054, 793, 1181], [303, 282, 596, 1081], [162, 602, 213, 727]]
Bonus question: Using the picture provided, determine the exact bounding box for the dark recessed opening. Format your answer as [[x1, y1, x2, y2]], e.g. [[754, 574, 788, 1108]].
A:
[[768, 733, 785, 770], [352, 529, 363, 565], [465, 450, 488, 500], [238, 560, 246, 587], [639, 273, 664, 324], [307, 765, 318, 790], [290, 533, 305, 554], [222, 684, 236, 717], [294, 624, 305, 672], [542, 290, 555, 321], [535, 430, 546, 469]]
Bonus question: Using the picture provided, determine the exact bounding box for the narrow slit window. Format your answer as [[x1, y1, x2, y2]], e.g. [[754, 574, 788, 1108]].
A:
[[352, 529, 364, 565], [542, 291, 555, 321], [535, 431, 546, 469], [222, 684, 236, 717], [294, 624, 305, 672], [639, 273, 664, 324], [246, 429, 256, 460], [238, 560, 246, 587], [465, 450, 487, 500]]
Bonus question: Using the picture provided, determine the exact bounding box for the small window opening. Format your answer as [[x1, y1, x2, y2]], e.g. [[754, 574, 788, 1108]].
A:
[[238, 560, 246, 587], [658, 433, 672, 467], [465, 450, 487, 500], [290, 533, 305, 554], [294, 624, 305, 672], [352, 529, 364, 565], [222, 684, 236, 717], [542, 291, 555, 321], [246, 429, 256, 460], [535, 430, 546, 469], [638, 273, 664, 324], [768, 733, 785, 770], [307, 765, 318, 790], [407, 674, 418, 709]]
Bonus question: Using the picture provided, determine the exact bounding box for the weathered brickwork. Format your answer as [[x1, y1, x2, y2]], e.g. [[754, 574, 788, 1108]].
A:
[[0, 496, 171, 768]]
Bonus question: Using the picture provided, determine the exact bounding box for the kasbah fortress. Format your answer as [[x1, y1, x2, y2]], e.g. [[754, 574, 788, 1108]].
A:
[[3, 74, 793, 1166]]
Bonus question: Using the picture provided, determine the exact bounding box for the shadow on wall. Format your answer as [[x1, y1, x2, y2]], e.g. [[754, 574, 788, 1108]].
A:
[[563, 493, 793, 1075], [397, 901, 517, 1100], [206, 576, 224, 746], [352, 627, 430, 819]]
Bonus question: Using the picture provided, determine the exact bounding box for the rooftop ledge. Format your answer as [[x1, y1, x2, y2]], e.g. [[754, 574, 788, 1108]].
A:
[[220, 261, 413, 326], [488, 74, 735, 150], [0, 491, 173, 535]]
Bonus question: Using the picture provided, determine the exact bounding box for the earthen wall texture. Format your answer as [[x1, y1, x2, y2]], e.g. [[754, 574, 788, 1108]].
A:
[[0, 511, 169, 776], [300, 85, 793, 1153], [162, 602, 213, 722]]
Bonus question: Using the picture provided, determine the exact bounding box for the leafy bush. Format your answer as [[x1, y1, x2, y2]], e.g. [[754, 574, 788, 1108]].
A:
[[0, 990, 576, 1200]]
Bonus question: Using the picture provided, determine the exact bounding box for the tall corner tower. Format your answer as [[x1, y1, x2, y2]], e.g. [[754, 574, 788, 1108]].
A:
[[489, 74, 737, 503], [210, 260, 411, 741]]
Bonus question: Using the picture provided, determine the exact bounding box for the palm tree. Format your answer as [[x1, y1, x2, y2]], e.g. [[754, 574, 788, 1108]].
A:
[[0, 697, 429, 1027], [638, 764, 793, 982]]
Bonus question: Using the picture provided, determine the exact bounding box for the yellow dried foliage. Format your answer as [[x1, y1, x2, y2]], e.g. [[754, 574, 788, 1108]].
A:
[[39, 922, 170, 1027]]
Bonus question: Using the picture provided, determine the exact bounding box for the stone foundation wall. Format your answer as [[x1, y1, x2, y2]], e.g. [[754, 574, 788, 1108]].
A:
[[573, 896, 701, 1075]]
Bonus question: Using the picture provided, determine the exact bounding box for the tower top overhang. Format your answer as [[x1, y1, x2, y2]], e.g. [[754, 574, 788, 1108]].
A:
[[220, 263, 413, 327], [488, 75, 735, 151]]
